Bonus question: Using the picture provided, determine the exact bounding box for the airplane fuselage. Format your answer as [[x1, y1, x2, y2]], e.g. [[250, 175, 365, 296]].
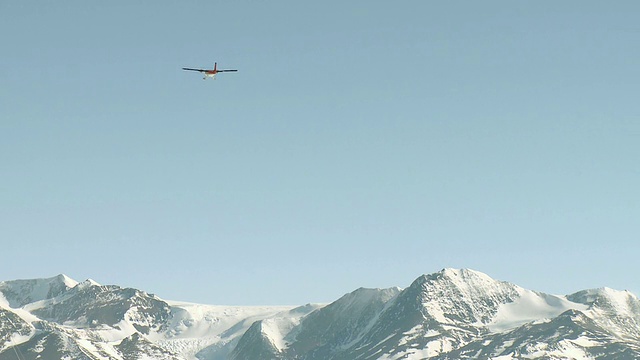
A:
[[203, 71, 217, 79]]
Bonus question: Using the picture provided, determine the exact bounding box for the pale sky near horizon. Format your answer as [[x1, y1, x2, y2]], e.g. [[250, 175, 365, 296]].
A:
[[1, 1, 639, 305]]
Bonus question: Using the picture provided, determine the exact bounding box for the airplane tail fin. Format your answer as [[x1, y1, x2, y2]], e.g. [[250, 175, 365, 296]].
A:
[[214, 62, 217, 72]]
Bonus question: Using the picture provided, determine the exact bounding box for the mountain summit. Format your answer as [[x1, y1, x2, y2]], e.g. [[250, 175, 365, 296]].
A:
[[1, 269, 638, 359]]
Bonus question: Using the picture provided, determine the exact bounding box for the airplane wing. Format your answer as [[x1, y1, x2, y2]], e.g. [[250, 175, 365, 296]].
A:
[[182, 68, 206, 72], [217, 69, 238, 72]]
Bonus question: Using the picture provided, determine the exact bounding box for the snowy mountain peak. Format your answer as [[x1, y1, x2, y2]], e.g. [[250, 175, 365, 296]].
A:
[[407, 268, 520, 326], [569, 287, 640, 309], [434, 268, 510, 288], [568, 286, 640, 330], [55, 274, 79, 288], [594, 286, 634, 299], [335, 287, 401, 310], [0, 274, 78, 308], [73, 278, 101, 290], [440, 267, 486, 278]]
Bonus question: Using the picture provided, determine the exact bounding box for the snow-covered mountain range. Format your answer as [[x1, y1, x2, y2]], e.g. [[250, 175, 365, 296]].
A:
[[1, 269, 639, 359]]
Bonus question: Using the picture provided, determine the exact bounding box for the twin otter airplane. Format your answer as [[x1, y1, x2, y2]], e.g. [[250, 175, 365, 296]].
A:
[[182, 62, 238, 80]]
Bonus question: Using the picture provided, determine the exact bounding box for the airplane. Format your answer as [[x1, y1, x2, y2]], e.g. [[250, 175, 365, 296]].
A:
[[182, 62, 237, 80]]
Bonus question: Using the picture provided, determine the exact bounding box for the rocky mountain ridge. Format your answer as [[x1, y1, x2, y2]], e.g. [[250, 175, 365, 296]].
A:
[[1, 269, 639, 359]]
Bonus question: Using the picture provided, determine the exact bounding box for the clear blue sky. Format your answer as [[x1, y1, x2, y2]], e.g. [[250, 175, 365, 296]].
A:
[[1, 1, 639, 305]]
